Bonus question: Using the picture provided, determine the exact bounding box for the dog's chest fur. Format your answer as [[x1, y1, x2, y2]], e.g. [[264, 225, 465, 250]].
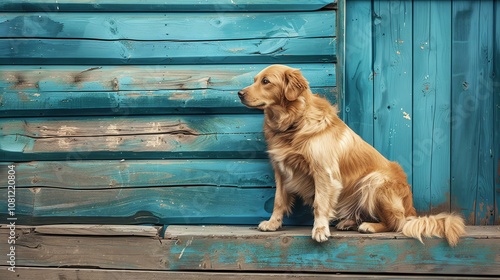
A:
[[263, 116, 317, 201]]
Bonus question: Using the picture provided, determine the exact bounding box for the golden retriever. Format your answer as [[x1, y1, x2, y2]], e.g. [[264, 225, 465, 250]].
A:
[[238, 64, 465, 246]]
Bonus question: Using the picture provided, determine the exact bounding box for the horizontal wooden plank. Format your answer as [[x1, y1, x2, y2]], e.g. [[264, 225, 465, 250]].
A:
[[0, 37, 335, 65], [166, 224, 499, 239], [2, 268, 490, 280], [0, 159, 275, 189], [0, 186, 316, 225], [164, 225, 500, 275], [32, 224, 160, 237], [0, 11, 335, 40], [0, 225, 497, 275], [0, 0, 335, 12], [0, 63, 336, 116], [0, 87, 335, 117], [0, 115, 268, 161], [0, 64, 336, 92], [0, 226, 166, 270]]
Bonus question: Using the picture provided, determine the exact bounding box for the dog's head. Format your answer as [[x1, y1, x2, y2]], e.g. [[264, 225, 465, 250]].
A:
[[238, 65, 309, 109]]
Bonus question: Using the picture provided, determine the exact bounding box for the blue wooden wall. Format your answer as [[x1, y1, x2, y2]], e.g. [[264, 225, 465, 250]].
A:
[[0, 0, 499, 227], [0, 0, 336, 226], [344, 0, 500, 225]]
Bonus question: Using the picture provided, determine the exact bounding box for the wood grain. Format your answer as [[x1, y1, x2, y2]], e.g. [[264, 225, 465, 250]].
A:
[[5, 268, 490, 280], [494, 0, 500, 225], [1, 225, 498, 275], [0, 115, 268, 161], [473, 0, 496, 226], [0, 88, 335, 117], [0, 160, 275, 189], [0, 0, 335, 12], [412, 0, 452, 214], [0, 186, 284, 225], [32, 224, 160, 236], [165, 225, 500, 275], [0, 11, 335, 40], [372, 0, 414, 185], [0, 38, 335, 65], [451, 1, 496, 224], [343, 0, 374, 145], [0, 64, 335, 92]]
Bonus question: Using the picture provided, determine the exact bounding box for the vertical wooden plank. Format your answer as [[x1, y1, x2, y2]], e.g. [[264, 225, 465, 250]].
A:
[[475, 0, 495, 225], [344, 0, 374, 144], [412, 1, 452, 214], [451, 0, 495, 224], [373, 0, 413, 183], [337, 0, 346, 120], [495, 0, 500, 225], [451, 1, 477, 223]]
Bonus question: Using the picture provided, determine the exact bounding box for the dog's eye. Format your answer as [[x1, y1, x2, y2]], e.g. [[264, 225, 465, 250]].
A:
[[262, 77, 270, 85]]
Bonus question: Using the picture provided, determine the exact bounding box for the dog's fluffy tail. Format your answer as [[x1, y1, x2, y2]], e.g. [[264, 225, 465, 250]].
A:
[[402, 213, 466, 247]]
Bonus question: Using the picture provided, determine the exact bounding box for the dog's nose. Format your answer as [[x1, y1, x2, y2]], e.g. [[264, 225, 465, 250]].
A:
[[237, 90, 246, 99]]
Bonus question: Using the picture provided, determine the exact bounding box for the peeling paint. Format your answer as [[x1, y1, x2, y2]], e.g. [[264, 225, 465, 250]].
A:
[[169, 92, 193, 100], [402, 111, 411, 120], [106, 124, 120, 134], [57, 125, 78, 136], [30, 187, 41, 193], [178, 237, 193, 260]]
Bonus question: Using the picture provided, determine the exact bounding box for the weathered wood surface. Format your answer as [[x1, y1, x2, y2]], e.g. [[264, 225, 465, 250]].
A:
[[343, 0, 373, 145], [451, 1, 497, 225], [0, 159, 305, 226], [0, 65, 335, 93], [1, 38, 335, 65], [372, 0, 413, 184], [0, 12, 335, 40], [412, 1, 452, 215], [0, 224, 167, 270], [0, 186, 300, 225], [1, 268, 491, 280], [0, 64, 336, 116], [0, 88, 335, 117], [0, 0, 335, 12], [167, 225, 500, 275], [1, 225, 498, 275], [0, 115, 268, 161], [1, 9, 336, 65], [29, 224, 160, 237], [0, 160, 274, 189], [344, 0, 499, 223], [495, 0, 500, 225]]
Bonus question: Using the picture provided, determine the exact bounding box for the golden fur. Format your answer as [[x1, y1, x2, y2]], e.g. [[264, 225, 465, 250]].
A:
[[238, 64, 465, 246]]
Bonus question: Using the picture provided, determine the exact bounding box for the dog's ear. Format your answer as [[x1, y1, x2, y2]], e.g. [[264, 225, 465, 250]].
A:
[[284, 68, 308, 101]]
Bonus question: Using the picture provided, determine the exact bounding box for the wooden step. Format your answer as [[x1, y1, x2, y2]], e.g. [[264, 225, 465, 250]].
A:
[[1, 224, 498, 277], [2, 268, 493, 280]]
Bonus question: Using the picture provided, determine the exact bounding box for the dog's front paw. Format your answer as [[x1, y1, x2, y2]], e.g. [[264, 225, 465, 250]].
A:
[[258, 220, 281, 232], [312, 226, 330, 242]]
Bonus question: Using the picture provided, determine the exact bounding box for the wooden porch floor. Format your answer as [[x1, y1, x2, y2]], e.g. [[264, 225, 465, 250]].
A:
[[1, 224, 499, 279]]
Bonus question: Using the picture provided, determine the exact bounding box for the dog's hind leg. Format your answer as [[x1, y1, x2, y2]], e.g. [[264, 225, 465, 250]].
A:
[[358, 184, 407, 234], [336, 219, 358, 231], [258, 170, 294, 231]]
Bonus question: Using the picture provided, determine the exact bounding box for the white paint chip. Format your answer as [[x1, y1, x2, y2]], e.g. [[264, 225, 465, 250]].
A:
[[403, 111, 411, 120]]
